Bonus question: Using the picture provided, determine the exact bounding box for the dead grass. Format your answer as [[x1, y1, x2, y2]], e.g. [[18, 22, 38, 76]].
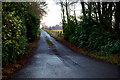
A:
[[45, 36, 53, 45]]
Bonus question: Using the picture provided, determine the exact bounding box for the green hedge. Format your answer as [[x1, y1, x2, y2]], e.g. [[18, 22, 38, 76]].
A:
[[2, 11, 28, 64], [63, 17, 120, 56], [25, 11, 40, 42], [2, 2, 40, 65]]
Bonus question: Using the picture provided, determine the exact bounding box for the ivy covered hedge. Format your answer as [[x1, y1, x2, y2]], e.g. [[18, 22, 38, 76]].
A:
[[2, 2, 41, 65]]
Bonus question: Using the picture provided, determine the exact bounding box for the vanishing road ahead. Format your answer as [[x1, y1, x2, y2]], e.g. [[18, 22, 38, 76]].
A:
[[11, 30, 120, 78]]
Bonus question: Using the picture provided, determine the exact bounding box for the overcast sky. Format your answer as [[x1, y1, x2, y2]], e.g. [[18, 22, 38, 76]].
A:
[[41, 0, 62, 26], [41, 0, 82, 27]]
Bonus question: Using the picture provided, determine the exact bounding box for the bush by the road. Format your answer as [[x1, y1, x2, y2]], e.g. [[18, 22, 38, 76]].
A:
[[63, 17, 120, 56], [2, 2, 41, 65], [25, 11, 40, 42]]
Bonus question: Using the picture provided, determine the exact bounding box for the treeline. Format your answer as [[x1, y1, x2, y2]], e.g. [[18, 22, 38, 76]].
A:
[[2, 2, 46, 65], [60, 1, 120, 56]]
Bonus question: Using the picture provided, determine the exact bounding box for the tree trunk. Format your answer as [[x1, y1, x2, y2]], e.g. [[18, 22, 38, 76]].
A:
[[97, 2, 103, 24], [65, 0, 70, 24], [94, 3, 98, 23], [88, 2, 92, 20], [60, 1, 65, 23], [114, 2, 120, 39], [60, 1, 65, 34], [107, 3, 113, 31], [73, 4, 77, 25], [81, 2, 86, 20]]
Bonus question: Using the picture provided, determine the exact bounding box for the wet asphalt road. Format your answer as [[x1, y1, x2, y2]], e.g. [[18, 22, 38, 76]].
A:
[[11, 30, 120, 78]]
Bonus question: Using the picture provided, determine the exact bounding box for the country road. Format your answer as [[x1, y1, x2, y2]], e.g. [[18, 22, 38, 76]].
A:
[[10, 30, 120, 78]]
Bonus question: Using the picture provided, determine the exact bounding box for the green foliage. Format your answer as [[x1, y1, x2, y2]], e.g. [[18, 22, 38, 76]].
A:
[[25, 11, 40, 42], [2, 11, 27, 64], [61, 2, 120, 58], [101, 40, 120, 56], [2, 2, 41, 65], [69, 35, 78, 44], [63, 15, 120, 56], [63, 16, 78, 41], [63, 23, 70, 40]]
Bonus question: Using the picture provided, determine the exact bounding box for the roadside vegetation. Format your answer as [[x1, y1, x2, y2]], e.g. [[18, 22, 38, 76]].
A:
[[44, 1, 120, 66]]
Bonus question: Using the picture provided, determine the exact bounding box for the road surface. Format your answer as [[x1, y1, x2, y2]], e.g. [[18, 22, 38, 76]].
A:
[[10, 30, 120, 78]]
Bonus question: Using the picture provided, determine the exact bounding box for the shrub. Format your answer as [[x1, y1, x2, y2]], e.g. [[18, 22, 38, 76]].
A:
[[2, 2, 40, 65], [2, 11, 27, 64], [101, 40, 120, 56], [63, 23, 70, 40], [69, 35, 78, 44], [25, 11, 40, 42]]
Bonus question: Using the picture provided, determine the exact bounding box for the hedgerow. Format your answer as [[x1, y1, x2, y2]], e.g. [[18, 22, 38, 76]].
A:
[[2, 2, 41, 65]]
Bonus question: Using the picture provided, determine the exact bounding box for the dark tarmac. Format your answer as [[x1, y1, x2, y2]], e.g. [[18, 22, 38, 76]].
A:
[[10, 30, 120, 78]]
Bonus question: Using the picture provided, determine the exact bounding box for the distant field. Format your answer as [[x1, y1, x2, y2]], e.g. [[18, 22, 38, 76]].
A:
[[43, 29, 63, 37], [51, 30, 63, 31], [50, 30, 63, 34]]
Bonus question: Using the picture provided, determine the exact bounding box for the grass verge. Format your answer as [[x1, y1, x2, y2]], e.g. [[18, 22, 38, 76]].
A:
[[45, 36, 60, 55], [45, 36, 53, 46]]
